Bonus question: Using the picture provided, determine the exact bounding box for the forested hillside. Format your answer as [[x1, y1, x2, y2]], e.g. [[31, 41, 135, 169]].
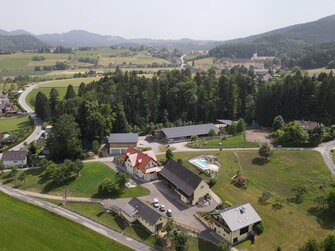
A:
[[209, 14, 335, 69], [0, 34, 47, 51]]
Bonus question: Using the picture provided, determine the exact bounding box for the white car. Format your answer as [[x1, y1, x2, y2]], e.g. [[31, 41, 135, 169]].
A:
[[166, 209, 172, 217], [153, 198, 159, 208], [159, 205, 166, 212]]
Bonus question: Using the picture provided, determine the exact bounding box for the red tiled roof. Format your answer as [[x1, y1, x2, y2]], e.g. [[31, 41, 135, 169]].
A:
[[121, 147, 158, 173], [236, 176, 247, 184]]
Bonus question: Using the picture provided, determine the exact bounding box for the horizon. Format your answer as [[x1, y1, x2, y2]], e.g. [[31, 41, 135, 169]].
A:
[[1, 0, 335, 41]]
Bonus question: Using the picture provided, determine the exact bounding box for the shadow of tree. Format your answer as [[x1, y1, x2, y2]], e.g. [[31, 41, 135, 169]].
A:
[[308, 207, 335, 230], [96, 211, 105, 217], [252, 157, 268, 166]]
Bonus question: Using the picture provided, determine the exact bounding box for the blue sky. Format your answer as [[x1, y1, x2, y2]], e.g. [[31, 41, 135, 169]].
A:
[[1, 0, 335, 40]]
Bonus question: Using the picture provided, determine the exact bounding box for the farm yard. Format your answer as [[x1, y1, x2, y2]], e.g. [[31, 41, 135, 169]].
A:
[[0, 192, 132, 251], [0, 162, 150, 198], [165, 150, 335, 250]]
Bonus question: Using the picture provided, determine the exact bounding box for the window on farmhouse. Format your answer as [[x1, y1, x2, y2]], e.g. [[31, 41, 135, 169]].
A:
[[240, 226, 249, 235]]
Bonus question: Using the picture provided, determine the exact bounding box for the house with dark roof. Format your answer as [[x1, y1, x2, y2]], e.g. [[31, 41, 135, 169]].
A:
[[121, 147, 161, 181], [107, 133, 138, 155], [2, 150, 27, 167], [158, 159, 210, 205], [294, 120, 318, 132], [114, 198, 168, 233], [210, 203, 261, 245], [153, 123, 219, 143]]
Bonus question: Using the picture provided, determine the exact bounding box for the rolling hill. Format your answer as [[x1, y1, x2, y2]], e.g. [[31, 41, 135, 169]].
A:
[[0, 34, 47, 51], [210, 14, 335, 58]]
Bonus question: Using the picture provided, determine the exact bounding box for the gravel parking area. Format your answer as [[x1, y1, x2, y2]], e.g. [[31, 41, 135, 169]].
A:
[[245, 129, 271, 145]]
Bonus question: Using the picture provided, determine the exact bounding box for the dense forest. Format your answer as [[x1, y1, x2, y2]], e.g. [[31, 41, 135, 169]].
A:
[[35, 68, 335, 148]]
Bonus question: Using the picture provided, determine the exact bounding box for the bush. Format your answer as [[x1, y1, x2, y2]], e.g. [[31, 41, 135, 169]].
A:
[[208, 129, 216, 137], [92, 140, 100, 155], [236, 118, 246, 133], [99, 178, 117, 195], [253, 221, 264, 235], [208, 178, 217, 187]]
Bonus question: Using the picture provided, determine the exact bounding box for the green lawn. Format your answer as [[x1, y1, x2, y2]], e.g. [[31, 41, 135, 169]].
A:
[[26, 77, 100, 108], [170, 150, 335, 250], [1, 162, 150, 198], [0, 192, 132, 251], [0, 115, 32, 133], [188, 134, 259, 149]]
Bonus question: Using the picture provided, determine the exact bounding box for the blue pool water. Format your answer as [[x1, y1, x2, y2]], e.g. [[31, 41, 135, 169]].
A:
[[194, 159, 209, 168]]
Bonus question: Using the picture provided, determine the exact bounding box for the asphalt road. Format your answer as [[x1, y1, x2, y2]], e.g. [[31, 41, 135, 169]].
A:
[[11, 83, 43, 151], [316, 140, 335, 175], [0, 183, 153, 251]]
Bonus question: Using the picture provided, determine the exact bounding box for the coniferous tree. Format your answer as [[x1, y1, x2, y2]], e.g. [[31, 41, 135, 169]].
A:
[[64, 84, 76, 99], [35, 91, 51, 121]]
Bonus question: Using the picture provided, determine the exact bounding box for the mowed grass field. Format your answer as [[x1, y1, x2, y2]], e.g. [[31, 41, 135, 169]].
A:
[[0, 52, 71, 77], [0, 192, 132, 251], [1, 162, 149, 198], [188, 134, 259, 148], [192, 57, 215, 69], [0, 49, 172, 77], [0, 115, 32, 133], [26, 77, 100, 108], [167, 150, 335, 250], [99, 53, 170, 66]]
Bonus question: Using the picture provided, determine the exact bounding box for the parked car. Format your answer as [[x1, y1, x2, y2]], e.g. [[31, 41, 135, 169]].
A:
[[166, 209, 172, 217], [153, 198, 159, 208], [159, 205, 166, 212]]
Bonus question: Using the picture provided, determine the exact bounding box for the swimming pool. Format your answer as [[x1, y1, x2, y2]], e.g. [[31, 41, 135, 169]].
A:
[[194, 159, 209, 168], [189, 156, 220, 174]]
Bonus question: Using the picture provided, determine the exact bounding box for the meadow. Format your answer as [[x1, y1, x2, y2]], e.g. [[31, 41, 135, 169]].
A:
[[187, 134, 259, 148], [192, 57, 215, 69], [26, 77, 100, 107], [1, 162, 150, 198], [0, 192, 132, 251], [164, 150, 335, 250], [0, 48, 173, 78], [0, 115, 32, 133]]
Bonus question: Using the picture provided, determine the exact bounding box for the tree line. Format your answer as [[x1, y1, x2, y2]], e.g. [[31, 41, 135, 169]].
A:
[[34, 68, 335, 160]]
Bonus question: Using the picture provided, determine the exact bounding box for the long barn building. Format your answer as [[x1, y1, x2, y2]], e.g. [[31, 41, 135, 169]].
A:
[[152, 123, 219, 143]]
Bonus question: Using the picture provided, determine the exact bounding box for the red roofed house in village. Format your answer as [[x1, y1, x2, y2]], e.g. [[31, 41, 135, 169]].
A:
[[121, 147, 161, 181]]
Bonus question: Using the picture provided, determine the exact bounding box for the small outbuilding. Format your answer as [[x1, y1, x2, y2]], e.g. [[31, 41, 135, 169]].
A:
[[113, 198, 168, 233], [107, 133, 138, 155]]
